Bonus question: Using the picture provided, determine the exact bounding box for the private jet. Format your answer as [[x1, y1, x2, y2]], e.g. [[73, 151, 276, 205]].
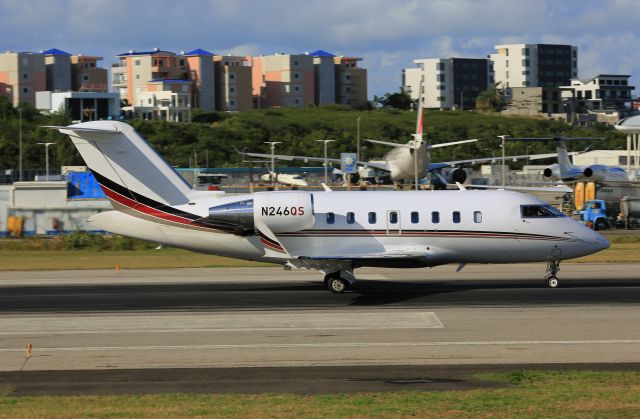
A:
[[51, 122, 610, 293]]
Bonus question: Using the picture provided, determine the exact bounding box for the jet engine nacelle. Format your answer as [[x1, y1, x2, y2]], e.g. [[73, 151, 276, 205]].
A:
[[582, 165, 609, 183], [543, 164, 561, 181], [253, 192, 314, 232], [207, 192, 314, 235], [450, 168, 467, 184]]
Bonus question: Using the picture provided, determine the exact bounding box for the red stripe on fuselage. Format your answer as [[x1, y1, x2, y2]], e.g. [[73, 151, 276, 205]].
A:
[[101, 184, 195, 226]]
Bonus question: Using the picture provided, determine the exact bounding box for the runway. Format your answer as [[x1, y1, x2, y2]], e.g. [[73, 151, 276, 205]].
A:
[[0, 263, 639, 395]]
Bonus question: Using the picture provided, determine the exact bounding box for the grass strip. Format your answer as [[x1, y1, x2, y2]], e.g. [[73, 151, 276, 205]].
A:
[[0, 370, 639, 417], [0, 236, 637, 271]]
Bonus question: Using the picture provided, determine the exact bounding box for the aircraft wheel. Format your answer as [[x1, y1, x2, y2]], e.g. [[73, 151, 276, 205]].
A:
[[327, 277, 348, 294], [546, 276, 559, 288]]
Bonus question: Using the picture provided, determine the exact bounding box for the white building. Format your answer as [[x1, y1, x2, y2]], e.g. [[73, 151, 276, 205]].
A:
[[490, 44, 578, 91], [36, 91, 120, 121], [403, 58, 490, 109], [561, 74, 634, 113]]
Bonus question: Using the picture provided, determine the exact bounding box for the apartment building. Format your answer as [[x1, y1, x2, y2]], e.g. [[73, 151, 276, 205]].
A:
[[213, 55, 252, 111], [71, 55, 107, 92], [43, 48, 71, 91], [310, 50, 336, 105], [184, 49, 215, 111], [250, 53, 315, 108], [506, 86, 565, 116], [490, 43, 578, 90], [0, 51, 46, 107], [112, 49, 187, 106], [404, 58, 489, 109], [562, 74, 634, 112], [124, 79, 192, 122], [334, 55, 367, 108]]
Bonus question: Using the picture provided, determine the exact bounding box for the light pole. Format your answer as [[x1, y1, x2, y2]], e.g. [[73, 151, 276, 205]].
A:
[[316, 139, 335, 184], [37, 142, 56, 181], [18, 107, 23, 181], [497, 135, 509, 186], [356, 116, 361, 162], [264, 141, 281, 188]]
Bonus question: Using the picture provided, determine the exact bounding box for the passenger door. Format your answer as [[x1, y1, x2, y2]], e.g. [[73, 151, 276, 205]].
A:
[[386, 210, 401, 235]]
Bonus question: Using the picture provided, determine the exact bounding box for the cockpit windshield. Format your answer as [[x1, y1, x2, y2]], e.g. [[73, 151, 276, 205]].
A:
[[521, 204, 566, 218]]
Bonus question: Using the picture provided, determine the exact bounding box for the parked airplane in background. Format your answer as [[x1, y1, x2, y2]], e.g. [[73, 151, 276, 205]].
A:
[[259, 171, 308, 187], [244, 100, 478, 186], [244, 106, 572, 187], [530, 136, 631, 184], [515, 135, 640, 220], [50, 121, 609, 292]]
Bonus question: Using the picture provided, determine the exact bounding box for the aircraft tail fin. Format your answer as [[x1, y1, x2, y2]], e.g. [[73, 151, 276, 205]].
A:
[[555, 138, 575, 176], [415, 83, 424, 142], [51, 121, 195, 207]]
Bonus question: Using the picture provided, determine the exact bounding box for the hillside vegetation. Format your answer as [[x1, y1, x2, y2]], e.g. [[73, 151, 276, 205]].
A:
[[0, 97, 626, 171]]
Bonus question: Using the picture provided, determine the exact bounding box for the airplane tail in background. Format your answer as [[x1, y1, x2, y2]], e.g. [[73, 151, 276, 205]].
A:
[[52, 121, 195, 207], [554, 138, 576, 176], [415, 94, 424, 141]]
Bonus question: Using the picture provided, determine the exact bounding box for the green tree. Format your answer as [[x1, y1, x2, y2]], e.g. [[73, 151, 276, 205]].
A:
[[373, 87, 414, 110], [476, 83, 506, 112]]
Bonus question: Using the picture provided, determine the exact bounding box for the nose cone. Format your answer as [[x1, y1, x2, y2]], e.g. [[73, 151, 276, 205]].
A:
[[583, 229, 610, 255]]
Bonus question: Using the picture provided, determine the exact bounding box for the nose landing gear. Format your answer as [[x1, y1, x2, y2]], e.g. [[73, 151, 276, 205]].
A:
[[545, 259, 560, 288]]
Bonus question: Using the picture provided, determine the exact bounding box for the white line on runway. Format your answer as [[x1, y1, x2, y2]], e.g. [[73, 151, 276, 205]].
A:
[[0, 311, 444, 334], [1, 340, 639, 352]]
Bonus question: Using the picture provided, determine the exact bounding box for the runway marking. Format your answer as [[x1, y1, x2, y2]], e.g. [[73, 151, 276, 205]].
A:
[[0, 340, 639, 352], [0, 311, 444, 334]]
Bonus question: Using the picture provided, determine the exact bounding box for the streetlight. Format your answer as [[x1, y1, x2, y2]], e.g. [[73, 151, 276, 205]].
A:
[[37, 142, 56, 181], [18, 107, 23, 181], [497, 135, 509, 187], [356, 116, 361, 162], [316, 139, 335, 184], [264, 141, 281, 188]]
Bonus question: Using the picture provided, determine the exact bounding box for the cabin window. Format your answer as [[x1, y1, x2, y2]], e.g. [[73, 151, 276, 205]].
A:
[[411, 211, 419, 224], [326, 212, 335, 224], [453, 211, 461, 224], [346, 212, 355, 224], [389, 211, 398, 224], [521, 205, 565, 218], [474, 211, 482, 223], [431, 211, 440, 224], [368, 212, 377, 224]]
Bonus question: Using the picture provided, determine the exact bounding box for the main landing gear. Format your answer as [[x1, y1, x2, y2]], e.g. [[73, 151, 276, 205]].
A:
[[323, 268, 356, 294], [545, 259, 560, 288]]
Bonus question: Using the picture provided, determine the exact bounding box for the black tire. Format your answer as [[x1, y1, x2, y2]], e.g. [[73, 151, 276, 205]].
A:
[[546, 276, 559, 288], [328, 277, 348, 294], [594, 219, 608, 231]]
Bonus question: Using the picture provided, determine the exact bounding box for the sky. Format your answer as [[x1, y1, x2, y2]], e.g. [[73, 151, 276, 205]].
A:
[[1, 0, 638, 98]]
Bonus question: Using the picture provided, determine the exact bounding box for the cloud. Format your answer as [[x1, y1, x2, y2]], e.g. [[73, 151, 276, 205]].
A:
[[0, 0, 637, 97]]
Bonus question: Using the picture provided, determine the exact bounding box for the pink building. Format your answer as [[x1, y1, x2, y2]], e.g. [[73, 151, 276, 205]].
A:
[[250, 53, 315, 108]]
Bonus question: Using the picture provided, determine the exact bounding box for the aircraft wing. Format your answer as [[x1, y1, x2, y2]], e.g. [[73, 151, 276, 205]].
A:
[[461, 184, 573, 193], [440, 151, 580, 167], [427, 139, 478, 149], [298, 250, 428, 261], [365, 138, 478, 150], [364, 139, 415, 149], [243, 151, 343, 164]]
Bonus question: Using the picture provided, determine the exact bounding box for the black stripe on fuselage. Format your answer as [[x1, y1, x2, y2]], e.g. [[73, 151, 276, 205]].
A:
[[91, 170, 200, 221]]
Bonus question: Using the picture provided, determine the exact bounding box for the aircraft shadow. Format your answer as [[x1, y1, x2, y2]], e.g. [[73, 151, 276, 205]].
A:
[[0, 277, 639, 313]]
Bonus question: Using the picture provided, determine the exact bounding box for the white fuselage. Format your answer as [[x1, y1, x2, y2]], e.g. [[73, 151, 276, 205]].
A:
[[90, 189, 609, 268]]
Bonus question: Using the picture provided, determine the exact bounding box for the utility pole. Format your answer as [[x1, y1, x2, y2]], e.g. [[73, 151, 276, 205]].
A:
[[37, 142, 56, 181], [356, 116, 361, 162], [264, 141, 281, 189], [316, 139, 335, 184], [497, 135, 508, 186], [18, 107, 23, 181]]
